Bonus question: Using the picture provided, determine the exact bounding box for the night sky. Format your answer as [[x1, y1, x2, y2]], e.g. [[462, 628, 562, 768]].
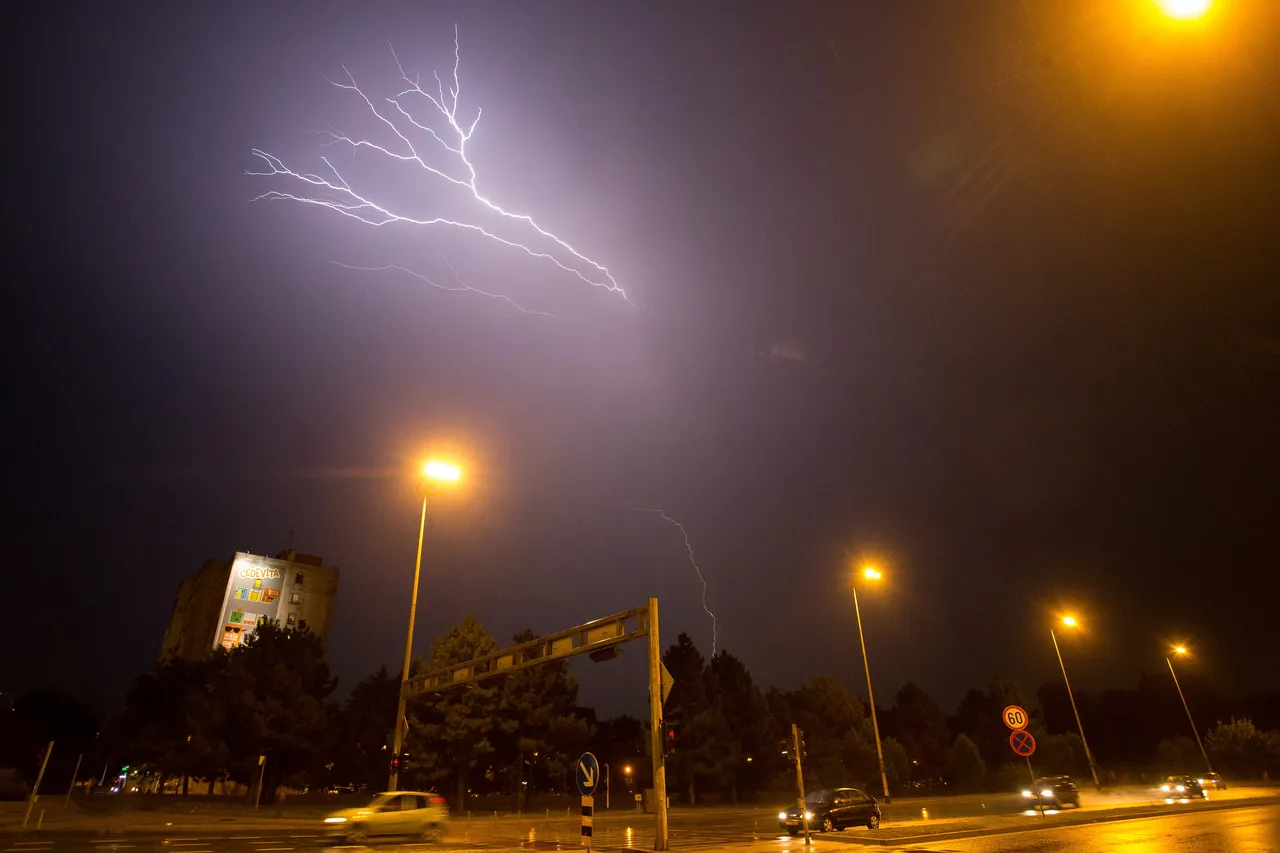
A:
[[9, 1, 1279, 720]]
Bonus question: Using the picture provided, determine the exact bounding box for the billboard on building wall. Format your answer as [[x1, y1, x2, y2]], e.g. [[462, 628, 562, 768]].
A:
[[216, 555, 286, 650]]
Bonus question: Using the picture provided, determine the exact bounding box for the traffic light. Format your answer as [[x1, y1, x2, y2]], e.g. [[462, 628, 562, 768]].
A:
[[390, 754, 402, 774], [664, 723, 678, 757]]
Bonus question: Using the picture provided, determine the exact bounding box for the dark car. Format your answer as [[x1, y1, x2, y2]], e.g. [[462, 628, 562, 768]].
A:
[[1162, 776, 1207, 799], [778, 788, 881, 834], [1197, 772, 1226, 790], [1022, 776, 1080, 809]]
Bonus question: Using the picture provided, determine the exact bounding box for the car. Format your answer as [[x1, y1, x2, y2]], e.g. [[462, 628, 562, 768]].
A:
[[1197, 772, 1226, 790], [778, 787, 881, 834], [1161, 776, 1207, 800], [324, 790, 449, 843], [1021, 776, 1081, 809]]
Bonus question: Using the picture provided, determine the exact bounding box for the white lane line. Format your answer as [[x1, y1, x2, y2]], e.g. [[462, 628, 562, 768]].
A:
[[253, 848, 293, 851], [228, 838, 262, 841]]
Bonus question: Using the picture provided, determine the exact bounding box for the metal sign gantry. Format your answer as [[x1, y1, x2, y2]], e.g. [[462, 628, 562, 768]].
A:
[[400, 598, 670, 851]]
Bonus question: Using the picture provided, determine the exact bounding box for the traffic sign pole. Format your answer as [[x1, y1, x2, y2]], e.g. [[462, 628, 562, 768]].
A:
[[581, 794, 594, 850], [1025, 757, 1045, 820]]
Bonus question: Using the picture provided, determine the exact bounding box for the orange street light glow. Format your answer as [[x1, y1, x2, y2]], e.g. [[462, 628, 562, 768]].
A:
[[623, 765, 632, 775], [424, 460, 462, 482], [1061, 615, 1078, 628], [1173, 645, 1188, 655], [862, 566, 883, 582], [1155, 0, 1212, 20]]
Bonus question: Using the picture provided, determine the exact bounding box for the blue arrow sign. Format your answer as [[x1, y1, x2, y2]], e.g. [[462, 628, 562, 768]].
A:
[[576, 751, 600, 796]]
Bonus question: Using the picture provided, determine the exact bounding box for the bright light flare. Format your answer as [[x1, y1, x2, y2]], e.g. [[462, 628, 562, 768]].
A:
[[862, 566, 883, 582], [424, 460, 461, 482], [1173, 645, 1188, 656], [1061, 615, 1078, 628], [1155, 0, 1212, 20]]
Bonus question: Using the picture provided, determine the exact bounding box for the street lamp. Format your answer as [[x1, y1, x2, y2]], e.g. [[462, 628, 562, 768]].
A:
[[1050, 616, 1101, 790], [852, 564, 891, 803], [1167, 646, 1213, 774], [388, 460, 462, 791], [1154, 0, 1212, 21]]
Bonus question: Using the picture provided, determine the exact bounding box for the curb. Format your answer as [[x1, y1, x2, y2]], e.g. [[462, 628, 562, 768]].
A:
[[831, 794, 1280, 847]]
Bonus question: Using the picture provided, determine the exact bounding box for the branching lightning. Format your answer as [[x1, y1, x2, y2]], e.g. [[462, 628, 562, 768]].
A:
[[632, 506, 718, 656], [323, 259, 554, 317], [249, 25, 627, 309]]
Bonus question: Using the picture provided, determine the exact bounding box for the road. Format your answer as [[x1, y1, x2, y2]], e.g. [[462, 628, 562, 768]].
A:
[[903, 804, 1280, 851], [3, 788, 1275, 853]]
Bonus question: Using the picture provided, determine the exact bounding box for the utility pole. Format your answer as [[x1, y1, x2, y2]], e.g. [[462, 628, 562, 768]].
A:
[[1051, 628, 1101, 790], [647, 597, 669, 851], [23, 742, 53, 829], [791, 725, 810, 846], [389, 494, 428, 792], [1167, 656, 1213, 774], [63, 754, 83, 810]]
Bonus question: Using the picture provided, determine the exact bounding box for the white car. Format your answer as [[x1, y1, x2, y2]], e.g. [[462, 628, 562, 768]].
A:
[[324, 791, 449, 843]]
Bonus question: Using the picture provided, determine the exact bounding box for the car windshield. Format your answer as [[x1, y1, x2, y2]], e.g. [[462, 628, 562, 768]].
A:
[[805, 790, 832, 806], [365, 794, 395, 809]]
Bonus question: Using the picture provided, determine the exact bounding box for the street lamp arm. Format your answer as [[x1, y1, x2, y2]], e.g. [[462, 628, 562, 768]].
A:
[[1051, 628, 1101, 790]]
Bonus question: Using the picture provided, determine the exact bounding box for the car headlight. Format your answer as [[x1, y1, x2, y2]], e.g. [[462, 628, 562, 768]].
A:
[[1040, 790, 1053, 797], [804, 811, 814, 820], [778, 812, 787, 820], [324, 817, 348, 824], [1175, 785, 1185, 792], [1198, 779, 1205, 784], [1161, 784, 1170, 791], [1021, 790, 1033, 797]]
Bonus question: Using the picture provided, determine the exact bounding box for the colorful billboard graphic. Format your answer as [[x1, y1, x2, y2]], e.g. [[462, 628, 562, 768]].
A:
[[216, 555, 286, 649]]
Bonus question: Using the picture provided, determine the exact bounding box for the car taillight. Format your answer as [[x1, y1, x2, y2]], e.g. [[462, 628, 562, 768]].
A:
[[430, 796, 446, 807]]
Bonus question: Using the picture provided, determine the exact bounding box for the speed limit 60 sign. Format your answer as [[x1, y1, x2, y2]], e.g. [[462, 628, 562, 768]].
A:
[[1002, 705, 1029, 731]]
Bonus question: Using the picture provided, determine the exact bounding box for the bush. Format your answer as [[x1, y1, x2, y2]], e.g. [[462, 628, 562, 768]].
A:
[[0, 768, 30, 801]]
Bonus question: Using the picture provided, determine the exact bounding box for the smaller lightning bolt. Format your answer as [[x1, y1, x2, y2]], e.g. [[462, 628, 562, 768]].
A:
[[323, 258, 555, 317], [631, 506, 717, 656]]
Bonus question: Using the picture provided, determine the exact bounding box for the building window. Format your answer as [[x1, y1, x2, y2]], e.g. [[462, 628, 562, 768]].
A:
[[290, 592, 301, 604], [286, 613, 297, 628], [295, 572, 304, 585]]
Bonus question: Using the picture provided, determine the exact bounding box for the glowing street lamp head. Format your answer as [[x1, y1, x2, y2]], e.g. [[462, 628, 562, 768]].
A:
[[862, 566, 883, 582], [1061, 615, 1078, 628], [1173, 645, 1188, 656], [423, 460, 461, 482], [1155, 0, 1212, 20], [623, 765, 632, 775]]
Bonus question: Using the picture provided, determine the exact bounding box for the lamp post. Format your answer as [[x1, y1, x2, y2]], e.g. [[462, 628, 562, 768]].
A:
[[1051, 616, 1101, 790], [1167, 646, 1213, 774], [388, 460, 461, 792], [853, 565, 891, 803]]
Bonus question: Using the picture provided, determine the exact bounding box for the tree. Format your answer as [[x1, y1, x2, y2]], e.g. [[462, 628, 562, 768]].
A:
[[498, 629, 589, 808], [331, 667, 399, 790], [112, 658, 228, 793], [1205, 718, 1273, 779], [705, 650, 775, 803], [880, 737, 910, 791], [782, 677, 877, 789], [889, 683, 950, 781], [661, 634, 711, 804], [947, 734, 986, 792], [219, 618, 336, 792], [1154, 736, 1201, 774], [405, 615, 502, 807], [1038, 733, 1087, 777]]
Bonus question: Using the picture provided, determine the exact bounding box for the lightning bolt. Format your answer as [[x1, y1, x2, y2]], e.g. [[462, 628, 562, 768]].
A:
[[632, 506, 717, 656], [323, 259, 555, 317], [248, 25, 627, 309]]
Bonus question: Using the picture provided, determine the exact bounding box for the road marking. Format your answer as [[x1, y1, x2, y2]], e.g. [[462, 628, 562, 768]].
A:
[[252, 848, 293, 851]]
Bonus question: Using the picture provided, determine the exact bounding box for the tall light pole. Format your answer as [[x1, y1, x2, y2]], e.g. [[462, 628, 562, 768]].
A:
[[1051, 616, 1101, 790], [1167, 646, 1213, 774], [388, 460, 461, 792], [852, 565, 891, 803]]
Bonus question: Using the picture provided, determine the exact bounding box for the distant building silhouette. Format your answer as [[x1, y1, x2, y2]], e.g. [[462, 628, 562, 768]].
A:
[[159, 549, 339, 661]]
